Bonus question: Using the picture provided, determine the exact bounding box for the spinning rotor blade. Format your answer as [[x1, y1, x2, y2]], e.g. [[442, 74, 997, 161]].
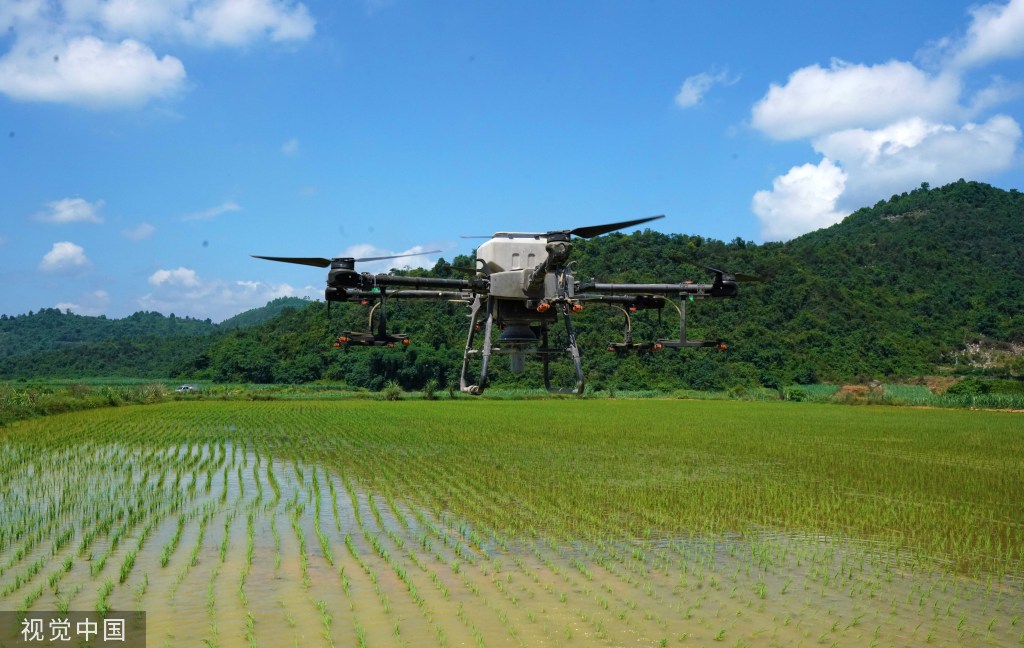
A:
[[252, 249, 441, 267], [703, 265, 765, 283], [354, 249, 441, 262], [251, 255, 331, 268], [567, 215, 664, 239], [667, 253, 765, 282], [731, 272, 765, 283]]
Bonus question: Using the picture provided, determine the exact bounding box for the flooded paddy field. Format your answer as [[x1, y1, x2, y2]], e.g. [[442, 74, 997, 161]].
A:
[[1, 400, 1021, 647]]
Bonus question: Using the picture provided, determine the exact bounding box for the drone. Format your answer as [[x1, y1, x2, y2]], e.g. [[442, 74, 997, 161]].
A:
[[254, 215, 757, 395]]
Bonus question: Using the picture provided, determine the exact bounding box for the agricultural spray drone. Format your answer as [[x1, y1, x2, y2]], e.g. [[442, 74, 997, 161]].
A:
[[253, 216, 758, 395]]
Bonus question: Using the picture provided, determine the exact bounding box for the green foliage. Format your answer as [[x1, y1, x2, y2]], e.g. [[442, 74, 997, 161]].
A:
[[2, 180, 1022, 388], [218, 297, 313, 329], [381, 380, 403, 401], [946, 377, 991, 397], [422, 378, 438, 401]]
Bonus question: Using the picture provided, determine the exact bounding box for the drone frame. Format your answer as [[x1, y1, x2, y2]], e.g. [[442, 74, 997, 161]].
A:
[[254, 216, 753, 396]]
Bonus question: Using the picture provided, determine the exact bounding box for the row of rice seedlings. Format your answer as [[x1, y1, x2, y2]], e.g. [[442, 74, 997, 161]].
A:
[[367, 431, 630, 641], [4, 400, 1022, 645], [362, 450, 572, 645], [333, 411, 921, 642]]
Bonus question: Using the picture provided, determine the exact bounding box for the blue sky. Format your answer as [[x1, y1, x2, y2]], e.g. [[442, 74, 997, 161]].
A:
[[2, 0, 1022, 322]]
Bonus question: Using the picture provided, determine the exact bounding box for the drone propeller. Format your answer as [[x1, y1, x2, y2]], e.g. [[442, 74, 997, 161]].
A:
[[251, 255, 332, 267], [667, 253, 765, 283], [704, 266, 765, 283], [462, 215, 665, 240], [252, 250, 441, 268], [562, 215, 664, 239]]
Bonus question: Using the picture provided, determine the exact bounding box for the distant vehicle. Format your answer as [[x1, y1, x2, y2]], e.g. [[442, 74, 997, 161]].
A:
[[175, 385, 194, 392]]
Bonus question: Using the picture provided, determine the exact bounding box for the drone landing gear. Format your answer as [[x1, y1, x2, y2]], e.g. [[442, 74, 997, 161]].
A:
[[606, 299, 728, 352], [540, 303, 585, 395], [657, 298, 728, 350], [459, 295, 493, 395], [459, 297, 585, 396], [332, 289, 412, 349]]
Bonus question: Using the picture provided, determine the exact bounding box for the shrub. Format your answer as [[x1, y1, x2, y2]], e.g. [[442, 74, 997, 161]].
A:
[[784, 387, 808, 402], [382, 380, 403, 401], [422, 378, 438, 401], [946, 377, 991, 397]]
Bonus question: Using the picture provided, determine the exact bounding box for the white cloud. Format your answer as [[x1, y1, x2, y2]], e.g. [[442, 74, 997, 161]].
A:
[[752, 159, 848, 241], [0, 36, 186, 108], [951, 0, 1024, 69], [814, 115, 1021, 209], [675, 68, 738, 108], [751, 59, 961, 140], [181, 200, 241, 221], [0, 0, 314, 108], [748, 0, 1024, 241], [281, 137, 299, 155], [39, 241, 92, 273], [336, 244, 444, 274], [752, 115, 1022, 240], [55, 290, 111, 316], [149, 267, 201, 287], [140, 265, 304, 321], [0, 1, 46, 31], [34, 197, 105, 223], [122, 222, 156, 240], [189, 0, 315, 46], [967, 76, 1024, 116]]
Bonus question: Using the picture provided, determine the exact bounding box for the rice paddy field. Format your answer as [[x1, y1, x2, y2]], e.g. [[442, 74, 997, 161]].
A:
[[1, 399, 1022, 647]]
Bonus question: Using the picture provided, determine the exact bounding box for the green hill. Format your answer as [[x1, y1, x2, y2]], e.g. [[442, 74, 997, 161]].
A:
[[219, 297, 314, 329], [2, 180, 1021, 387]]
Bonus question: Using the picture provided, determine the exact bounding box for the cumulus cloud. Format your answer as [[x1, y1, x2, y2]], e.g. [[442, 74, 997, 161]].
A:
[[0, 0, 314, 108], [0, 36, 185, 108], [149, 267, 201, 287], [55, 290, 111, 316], [675, 68, 738, 108], [749, 0, 1024, 241], [34, 197, 105, 224], [189, 0, 315, 46], [752, 159, 848, 241], [751, 60, 961, 140], [336, 244, 444, 274], [140, 265, 307, 321], [181, 201, 241, 221], [122, 222, 156, 240], [814, 115, 1021, 209], [950, 0, 1024, 70], [39, 241, 92, 273]]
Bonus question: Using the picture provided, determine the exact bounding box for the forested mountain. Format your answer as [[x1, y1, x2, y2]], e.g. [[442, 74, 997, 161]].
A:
[[219, 297, 314, 329], [0, 309, 221, 378], [2, 181, 1021, 388]]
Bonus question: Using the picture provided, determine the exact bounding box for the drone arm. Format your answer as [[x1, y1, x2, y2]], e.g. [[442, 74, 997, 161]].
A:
[[577, 281, 728, 296], [346, 289, 472, 301], [362, 274, 483, 291], [576, 294, 666, 308]]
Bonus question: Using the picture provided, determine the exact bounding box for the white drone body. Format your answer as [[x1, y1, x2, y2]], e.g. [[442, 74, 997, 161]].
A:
[[476, 234, 574, 301]]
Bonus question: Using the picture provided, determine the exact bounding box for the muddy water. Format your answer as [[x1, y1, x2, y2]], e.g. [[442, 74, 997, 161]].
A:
[[3, 445, 1021, 648]]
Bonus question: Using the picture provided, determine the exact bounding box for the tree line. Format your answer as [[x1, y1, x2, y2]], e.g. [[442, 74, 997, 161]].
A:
[[2, 180, 1021, 390]]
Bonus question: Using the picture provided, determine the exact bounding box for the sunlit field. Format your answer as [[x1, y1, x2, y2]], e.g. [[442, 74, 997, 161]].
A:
[[1, 400, 1021, 647]]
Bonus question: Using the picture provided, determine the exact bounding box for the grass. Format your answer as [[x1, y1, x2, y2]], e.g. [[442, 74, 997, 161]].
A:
[[5, 376, 1024, 427]]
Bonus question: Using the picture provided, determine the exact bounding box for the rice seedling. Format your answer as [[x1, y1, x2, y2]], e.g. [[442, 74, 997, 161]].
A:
[[1, 399, 1021, 646]]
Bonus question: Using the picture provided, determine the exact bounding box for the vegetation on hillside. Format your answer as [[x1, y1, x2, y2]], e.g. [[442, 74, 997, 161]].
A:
[[1, 180, 1021, 390]]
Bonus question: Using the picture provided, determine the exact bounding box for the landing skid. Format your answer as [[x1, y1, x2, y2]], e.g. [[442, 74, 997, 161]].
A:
[[459, 297, 585, 396]]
